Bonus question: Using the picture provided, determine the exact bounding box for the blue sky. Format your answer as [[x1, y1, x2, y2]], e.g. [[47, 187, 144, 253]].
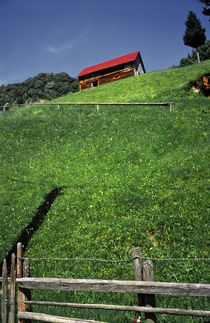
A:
[[0, 0, 209, 85]]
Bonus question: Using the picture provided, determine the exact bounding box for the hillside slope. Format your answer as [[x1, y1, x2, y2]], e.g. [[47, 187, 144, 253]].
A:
[[55, 59, 210, 103], [0, 61, 209, 322]]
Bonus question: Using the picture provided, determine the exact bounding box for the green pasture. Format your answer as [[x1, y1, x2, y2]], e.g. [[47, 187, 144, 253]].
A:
[[0, 61, 209, 322], [55, 59, 210, 103]]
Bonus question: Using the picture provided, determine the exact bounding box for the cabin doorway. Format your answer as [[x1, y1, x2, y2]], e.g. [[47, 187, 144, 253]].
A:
[[92, 80, 98, 87]]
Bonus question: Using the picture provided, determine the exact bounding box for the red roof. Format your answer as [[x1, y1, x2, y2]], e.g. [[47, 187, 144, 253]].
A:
[[77, 51, 140, 78]]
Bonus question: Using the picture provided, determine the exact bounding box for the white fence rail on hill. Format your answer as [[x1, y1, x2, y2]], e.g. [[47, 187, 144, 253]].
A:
[[0, 101, 174, 112]]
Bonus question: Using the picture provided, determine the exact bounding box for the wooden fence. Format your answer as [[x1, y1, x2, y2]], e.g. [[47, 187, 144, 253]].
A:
[[0, 255, 16, 323], [0, 101, 174, 113], [1, 243, 210, 323]]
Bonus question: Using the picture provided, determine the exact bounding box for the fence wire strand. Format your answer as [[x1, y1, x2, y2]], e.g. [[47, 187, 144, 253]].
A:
[[18, 256, 210, 262]]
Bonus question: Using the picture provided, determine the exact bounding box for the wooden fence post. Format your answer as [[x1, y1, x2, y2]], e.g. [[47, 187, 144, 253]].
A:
[[132, 247, 143, 321], [23, 258, 32, 316], [143, 260, 156, 323], [17, 242, 23, 279], [17, 242, 24, 323], [17, 243, 31, 323], [1, 259, 8, 323], [8, 254, 16, 323]]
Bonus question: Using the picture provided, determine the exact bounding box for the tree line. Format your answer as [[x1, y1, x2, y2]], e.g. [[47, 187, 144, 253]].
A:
[[173, 40, 210, 68], [174, 0, 210, 67], [0, 72, 79, 107]]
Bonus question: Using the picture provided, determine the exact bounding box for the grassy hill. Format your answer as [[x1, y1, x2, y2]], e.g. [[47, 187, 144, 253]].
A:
[[55, 59, 210, 103], [0, 61, 209, 322]]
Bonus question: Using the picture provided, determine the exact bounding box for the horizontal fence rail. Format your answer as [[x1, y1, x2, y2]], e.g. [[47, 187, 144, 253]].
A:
[[2, 245, 210, 322], [23, 301, 210, 317], [16, 277, 210, 297], [1, 102, 174, 106], [18, 312, 107, 323], [0, 101, 174, 112]]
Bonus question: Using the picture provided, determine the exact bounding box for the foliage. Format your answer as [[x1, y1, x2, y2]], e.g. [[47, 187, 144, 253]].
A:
[[200, 0, 210, 17], [0, 72, 79, 106], [183, 11, 206, 62], [174, 40, 210, 67], [0, 61, 210, 322], [183, 11, 206, 49]]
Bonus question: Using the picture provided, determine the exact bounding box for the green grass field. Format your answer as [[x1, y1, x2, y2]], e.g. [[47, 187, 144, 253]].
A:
[[0, 61, 209, 322]]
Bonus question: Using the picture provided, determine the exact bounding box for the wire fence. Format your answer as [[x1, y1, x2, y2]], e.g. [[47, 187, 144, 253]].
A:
[[17, 253, 210, 288], [19, 256, 210, 262]]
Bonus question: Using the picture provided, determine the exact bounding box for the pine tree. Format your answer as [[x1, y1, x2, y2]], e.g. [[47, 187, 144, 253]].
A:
[[183, 11, 206, 62], [199, 0, 210, 19]]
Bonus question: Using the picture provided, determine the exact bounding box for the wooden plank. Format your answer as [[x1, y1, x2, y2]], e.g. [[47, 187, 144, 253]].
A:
[[57, 102, 172, 106], [23, 302, 210, 317], [0, 277, 11, 283], [1, 259, 8, 323], [12, 102, 173, 107], [98, 68, 135, 86], [22, 258, 32, 323], [23, 258, 32, 313], [8, 253, 16, 323], [18, 312, 107, 322], [79, 67, 135, 89], [17, 242, 25, 323], [79, 66, 134, 82], [132, 247, 142, 281], [143, 260, 156, 323], [16, 278, 210, 297], [24, 101, 173, 112], [17, 242, 23, 279], [132, 247, 143, 312]]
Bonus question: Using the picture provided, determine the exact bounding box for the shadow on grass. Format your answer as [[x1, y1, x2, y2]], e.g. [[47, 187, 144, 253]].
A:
[[0, 187, 63, 275]]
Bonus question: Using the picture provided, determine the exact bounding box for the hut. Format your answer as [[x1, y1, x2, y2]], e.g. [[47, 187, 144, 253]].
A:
[[77, 51, 146, 91], [203, 74, 210, 90]]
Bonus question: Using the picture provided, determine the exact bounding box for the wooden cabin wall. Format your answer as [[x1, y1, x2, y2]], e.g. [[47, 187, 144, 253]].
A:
[[203, 74, 210, 89], [79, 67, 135, 90]]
